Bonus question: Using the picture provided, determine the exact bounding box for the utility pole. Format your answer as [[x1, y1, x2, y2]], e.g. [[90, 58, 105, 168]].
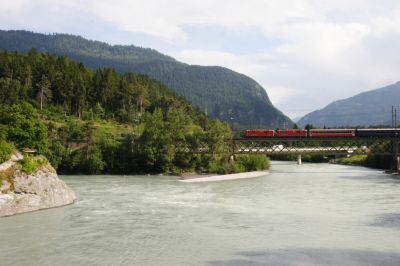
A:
[[393, 108, 399, 173], [392, 106, 394, 128]]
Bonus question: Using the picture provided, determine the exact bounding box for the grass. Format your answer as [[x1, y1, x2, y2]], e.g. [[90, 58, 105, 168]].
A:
[[17, 155, 48, 174], [43, 112, 134, 143], [91, 120, 133, 143]]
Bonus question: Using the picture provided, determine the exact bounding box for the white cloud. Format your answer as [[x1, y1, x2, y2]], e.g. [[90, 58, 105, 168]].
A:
[[0, 0, 31, 11], [264, 85, 300, 105], [84, 0, 322, 40]]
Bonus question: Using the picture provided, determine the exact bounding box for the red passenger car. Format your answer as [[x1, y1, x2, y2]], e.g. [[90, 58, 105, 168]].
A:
[[276, 130, 307, 137], [309, 129, 355, 137], [244, 129, 275, 137]]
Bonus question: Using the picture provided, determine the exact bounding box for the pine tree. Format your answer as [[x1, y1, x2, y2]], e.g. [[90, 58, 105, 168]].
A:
[[36, 75, 51, 110]]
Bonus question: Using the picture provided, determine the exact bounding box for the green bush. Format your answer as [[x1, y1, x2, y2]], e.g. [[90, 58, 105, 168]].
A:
[[0, 140, 15, 164], [0, 103, 49, 153], [235, 155, 270, 172], [18, 155, 47, 174], [207, 155, 270, 174], [207, 160, 235, 174], [335, 155, 367, 166], [207, 161, 225, 174]]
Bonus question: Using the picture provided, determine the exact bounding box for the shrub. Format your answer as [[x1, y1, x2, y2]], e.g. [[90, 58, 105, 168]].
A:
[[18, 155, 47, 174], [336, 155, 367, 166], [235, 155, 270, 171], [207, 160, 235, 174], [0, 103, 49, 153], [0, 140, 15, 164], [206, 155, 270, 174]]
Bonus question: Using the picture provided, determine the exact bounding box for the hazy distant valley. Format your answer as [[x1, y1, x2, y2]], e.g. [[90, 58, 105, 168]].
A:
[[298, 82, 400, 127]]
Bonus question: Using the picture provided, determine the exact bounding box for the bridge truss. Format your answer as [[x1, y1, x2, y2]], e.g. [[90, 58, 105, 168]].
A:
[[231, 137, 399, 156]]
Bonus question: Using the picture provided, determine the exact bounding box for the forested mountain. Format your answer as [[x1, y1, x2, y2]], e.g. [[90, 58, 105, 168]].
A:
[[298, 82, 400, 127], [0, 30, 292, 128], [0, 51, 269, 175], [0, 50, 220, 174]]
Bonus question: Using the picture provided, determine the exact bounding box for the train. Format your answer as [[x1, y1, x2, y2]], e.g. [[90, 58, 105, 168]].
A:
[[244, 128, 400, 138]]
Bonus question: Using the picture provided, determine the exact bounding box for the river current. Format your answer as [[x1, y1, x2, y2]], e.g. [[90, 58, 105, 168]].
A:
[[1, 161, 400, 266]]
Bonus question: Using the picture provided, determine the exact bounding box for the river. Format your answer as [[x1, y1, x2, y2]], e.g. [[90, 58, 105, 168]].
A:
[[1, 161, 400, 266]]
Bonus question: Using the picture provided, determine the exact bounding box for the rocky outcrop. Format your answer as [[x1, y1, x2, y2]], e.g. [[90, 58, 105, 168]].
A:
[[0, 153, 76, 217]]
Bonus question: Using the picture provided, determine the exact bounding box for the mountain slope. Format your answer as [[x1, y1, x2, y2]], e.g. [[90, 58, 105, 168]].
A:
[[298, 82, 400, 127], [0, 30, 292, 128]]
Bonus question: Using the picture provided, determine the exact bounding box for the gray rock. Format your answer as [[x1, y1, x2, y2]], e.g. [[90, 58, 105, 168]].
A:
[[10, 152, 23, 162], [0, 161, 76, 217]]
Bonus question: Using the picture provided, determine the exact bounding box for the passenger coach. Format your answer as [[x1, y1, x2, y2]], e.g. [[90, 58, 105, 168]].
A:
[[243, 128, 400, 138]]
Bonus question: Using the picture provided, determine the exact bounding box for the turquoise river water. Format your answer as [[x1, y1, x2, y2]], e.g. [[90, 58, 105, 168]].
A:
[[1, 161, 400, 266]]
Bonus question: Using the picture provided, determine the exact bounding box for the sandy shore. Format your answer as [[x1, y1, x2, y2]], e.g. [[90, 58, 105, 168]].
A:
[[179, 171, 268, 183]]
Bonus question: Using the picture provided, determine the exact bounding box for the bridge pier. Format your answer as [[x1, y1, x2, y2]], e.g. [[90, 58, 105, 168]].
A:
[[297, 155, 302, 165], [391, 139, 400, 173], [230, 139, 236, 163]]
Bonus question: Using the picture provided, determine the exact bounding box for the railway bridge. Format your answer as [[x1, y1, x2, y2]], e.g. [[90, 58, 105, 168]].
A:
[[229, 136, 400, 172]]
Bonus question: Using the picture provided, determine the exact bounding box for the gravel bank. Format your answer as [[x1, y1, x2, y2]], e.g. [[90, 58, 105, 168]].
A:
[[180, 171, 268, 183]]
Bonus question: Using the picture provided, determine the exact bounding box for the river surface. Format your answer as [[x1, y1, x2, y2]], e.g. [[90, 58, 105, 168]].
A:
[[1, 162, 400, 266]]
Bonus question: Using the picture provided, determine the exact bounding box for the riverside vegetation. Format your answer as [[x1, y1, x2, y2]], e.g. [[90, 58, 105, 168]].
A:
[[334, 154, 391, 169], [0, 50, 269, 175]]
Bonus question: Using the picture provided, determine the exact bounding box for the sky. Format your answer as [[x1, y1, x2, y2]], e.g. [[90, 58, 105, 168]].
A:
[[1, 0, 400, 120]]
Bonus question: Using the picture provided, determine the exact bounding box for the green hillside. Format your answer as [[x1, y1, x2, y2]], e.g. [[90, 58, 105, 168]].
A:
[[298, 82, 400, 127], [0, 30, 292, 128], [0, 50, 238, 174]]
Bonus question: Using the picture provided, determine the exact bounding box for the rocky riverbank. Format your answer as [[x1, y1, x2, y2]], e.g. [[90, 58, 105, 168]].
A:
[[0, 153, 76, 217]]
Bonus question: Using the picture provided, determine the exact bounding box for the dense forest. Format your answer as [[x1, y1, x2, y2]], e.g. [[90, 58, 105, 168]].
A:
[[0, 50, 268, 174], [0, 30, 292, 129]]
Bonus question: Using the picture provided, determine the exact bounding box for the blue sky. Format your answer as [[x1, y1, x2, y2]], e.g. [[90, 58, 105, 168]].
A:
[[2, 0, 400, 120]]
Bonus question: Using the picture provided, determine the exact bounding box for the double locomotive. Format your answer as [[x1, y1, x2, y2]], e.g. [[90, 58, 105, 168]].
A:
[[244, 128, 400, 138]]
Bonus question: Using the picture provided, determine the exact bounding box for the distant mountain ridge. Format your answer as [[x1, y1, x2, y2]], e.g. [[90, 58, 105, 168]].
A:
[[0, 30, 292, 128], [298, 82, 400, 127]]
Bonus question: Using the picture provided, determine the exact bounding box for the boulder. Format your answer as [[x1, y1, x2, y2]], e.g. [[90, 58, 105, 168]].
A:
[[0, 157, 76, 217]]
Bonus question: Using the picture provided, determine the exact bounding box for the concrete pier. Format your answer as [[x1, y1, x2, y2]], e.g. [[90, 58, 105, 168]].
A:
[[297, 155, 302, 165]]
